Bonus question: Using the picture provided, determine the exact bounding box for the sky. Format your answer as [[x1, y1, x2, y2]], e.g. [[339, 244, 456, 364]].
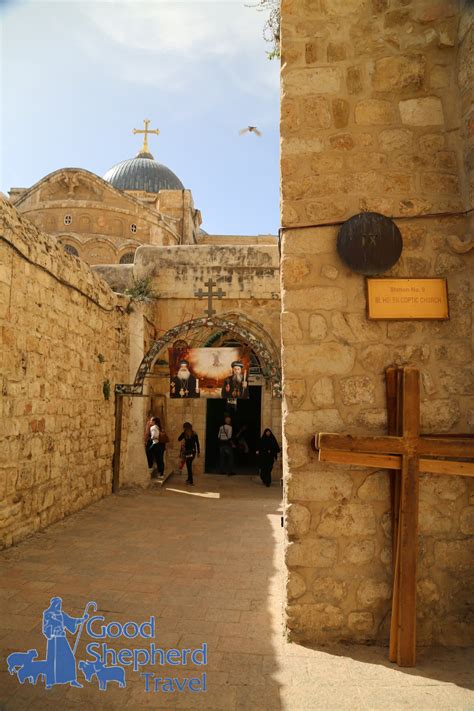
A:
[[1, 0, 280, 235]]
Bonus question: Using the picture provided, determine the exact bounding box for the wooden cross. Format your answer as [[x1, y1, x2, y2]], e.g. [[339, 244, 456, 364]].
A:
[[315, 367, 474, 668], [194, 279, 226, 317], [132, 119, 160, 155]]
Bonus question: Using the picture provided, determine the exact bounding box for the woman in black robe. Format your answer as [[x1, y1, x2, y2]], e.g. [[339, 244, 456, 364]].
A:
[[256, 429, 281, 487]]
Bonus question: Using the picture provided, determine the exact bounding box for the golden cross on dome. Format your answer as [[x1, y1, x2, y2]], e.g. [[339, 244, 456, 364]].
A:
[[132, 119, 160, 155]]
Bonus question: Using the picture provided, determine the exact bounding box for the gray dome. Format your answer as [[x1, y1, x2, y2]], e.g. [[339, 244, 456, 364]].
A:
[[103, 153, 184, 193]]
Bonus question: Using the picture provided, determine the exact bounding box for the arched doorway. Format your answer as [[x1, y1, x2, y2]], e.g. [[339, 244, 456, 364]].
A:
[[205, 386, 262, 474], [114, 313, 281, 489], [198, 336, 262, 474]]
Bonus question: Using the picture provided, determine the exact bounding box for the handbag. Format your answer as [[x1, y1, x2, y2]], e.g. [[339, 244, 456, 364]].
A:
[[158, 430, 170, 444]]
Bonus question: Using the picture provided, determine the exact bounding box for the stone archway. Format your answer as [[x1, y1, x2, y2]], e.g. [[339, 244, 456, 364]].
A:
[[116, 312, 281, 397], [113, 313, 281, 490]]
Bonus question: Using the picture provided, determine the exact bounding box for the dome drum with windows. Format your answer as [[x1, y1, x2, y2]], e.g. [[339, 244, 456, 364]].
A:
[[103, 119, 183, 193]]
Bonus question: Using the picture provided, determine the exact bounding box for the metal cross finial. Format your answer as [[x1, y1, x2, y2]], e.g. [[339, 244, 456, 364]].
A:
[[194, 279, 226, 317], [132, 119, 160, 155]]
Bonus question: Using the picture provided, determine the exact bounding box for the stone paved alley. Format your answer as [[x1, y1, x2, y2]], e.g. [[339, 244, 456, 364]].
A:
[[1, 474, 473, 710]]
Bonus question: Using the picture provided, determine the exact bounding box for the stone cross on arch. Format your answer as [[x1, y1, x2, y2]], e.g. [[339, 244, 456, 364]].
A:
[[194, 279, 226, 318], [315, 367, 474, 667]]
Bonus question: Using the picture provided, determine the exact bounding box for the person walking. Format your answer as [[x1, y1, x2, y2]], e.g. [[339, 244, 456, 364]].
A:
[[178, 422, 200, 485], [149, 417, 167, 479], [217, 415, 235, 476], [256, 428, 280, 487], [144, 412, 154, 473]]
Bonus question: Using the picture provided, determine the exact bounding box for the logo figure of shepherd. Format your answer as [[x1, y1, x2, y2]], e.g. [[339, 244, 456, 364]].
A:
[[42, 597, 92, 688]]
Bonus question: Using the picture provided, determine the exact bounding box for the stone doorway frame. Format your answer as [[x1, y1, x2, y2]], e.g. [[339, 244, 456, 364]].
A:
[[113, 313, 281, 491]]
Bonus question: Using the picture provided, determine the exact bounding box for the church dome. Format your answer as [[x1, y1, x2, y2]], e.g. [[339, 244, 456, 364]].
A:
[[103, 153, 184, 193]]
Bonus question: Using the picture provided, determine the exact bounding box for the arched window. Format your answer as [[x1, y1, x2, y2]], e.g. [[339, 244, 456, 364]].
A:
[[64, 214, 73, 225], [130, 223, 137, 233], [119, 252, 135, 264], [64, 244, 79, 257]]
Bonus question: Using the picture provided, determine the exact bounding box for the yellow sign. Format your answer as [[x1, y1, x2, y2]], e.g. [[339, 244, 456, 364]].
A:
[[367, 279, 449, 320]]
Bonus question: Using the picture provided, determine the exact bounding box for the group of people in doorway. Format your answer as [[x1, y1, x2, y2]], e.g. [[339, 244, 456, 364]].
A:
[[145, 414, 280, 488], [218, 416, 280, 486]]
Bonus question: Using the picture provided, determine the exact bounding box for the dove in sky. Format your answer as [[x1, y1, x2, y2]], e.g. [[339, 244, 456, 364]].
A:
[[239, 126, 262, 136]]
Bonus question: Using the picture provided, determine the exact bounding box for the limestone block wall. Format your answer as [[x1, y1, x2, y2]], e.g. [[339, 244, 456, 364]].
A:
[[457, 3, 473, 206], [0, 200, 130, 548], [280, 0, 473, 646], [12, 169, 185, 264], [198, 235, 278, 246], [135, 244, 281, 303], [92, 264, 134, 294], [133, 243, 282, 392], [154, 190, 201, 244], [120, 243, 283, 480], [281, 217, 473, 646], [281, 0, 469, 226], [15, 169, 163, 241], [122, 305, 157, 488]]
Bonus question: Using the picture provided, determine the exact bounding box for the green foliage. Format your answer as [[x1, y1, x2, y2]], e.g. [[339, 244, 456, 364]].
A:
[[248, 0, 280, 59], [97, 353, 105, 363], [124, 277, 158, 303]]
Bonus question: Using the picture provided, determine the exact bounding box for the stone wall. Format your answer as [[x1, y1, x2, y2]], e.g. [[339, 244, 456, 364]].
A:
[[280, 0, 473, 646], [457, 2, 473, 207], [0, 200, 131, 548], [11, 169, 201, 266], [281, 0, 469, 225], [115, 243, 282, 485], [282, 217, 473, 645]]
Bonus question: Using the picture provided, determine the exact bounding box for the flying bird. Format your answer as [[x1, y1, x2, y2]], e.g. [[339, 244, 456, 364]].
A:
[[239, 126, 262, 137]]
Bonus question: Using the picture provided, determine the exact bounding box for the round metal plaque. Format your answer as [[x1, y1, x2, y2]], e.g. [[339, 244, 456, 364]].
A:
[[337, 212, 403, 275]]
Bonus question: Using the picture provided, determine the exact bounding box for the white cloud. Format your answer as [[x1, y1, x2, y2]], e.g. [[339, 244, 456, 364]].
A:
[[76, 1, 279, 101], [84, 3, 246, 55]]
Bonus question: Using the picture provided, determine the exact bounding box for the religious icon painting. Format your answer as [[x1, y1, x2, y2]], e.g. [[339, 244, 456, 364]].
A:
[[168, 348, 250, 398]]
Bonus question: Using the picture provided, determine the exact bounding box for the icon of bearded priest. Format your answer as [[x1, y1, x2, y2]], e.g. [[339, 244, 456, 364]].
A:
[[221, 361, 249, 399], [170, 360, 200, 398]]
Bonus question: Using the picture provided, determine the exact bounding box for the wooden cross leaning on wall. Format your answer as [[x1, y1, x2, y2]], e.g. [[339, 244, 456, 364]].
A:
[[315, 366, 474, 668]]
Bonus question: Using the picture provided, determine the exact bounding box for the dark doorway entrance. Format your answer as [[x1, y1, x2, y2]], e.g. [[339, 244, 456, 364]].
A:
[[205, 386, 262, 474]]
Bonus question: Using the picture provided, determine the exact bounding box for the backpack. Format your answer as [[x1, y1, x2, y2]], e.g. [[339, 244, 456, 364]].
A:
[[159, 430, 170, 444]]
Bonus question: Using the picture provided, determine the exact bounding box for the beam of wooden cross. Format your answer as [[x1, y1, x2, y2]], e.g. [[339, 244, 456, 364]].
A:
[[194, 279, 226, 317], [314, 367, 474, 668]]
